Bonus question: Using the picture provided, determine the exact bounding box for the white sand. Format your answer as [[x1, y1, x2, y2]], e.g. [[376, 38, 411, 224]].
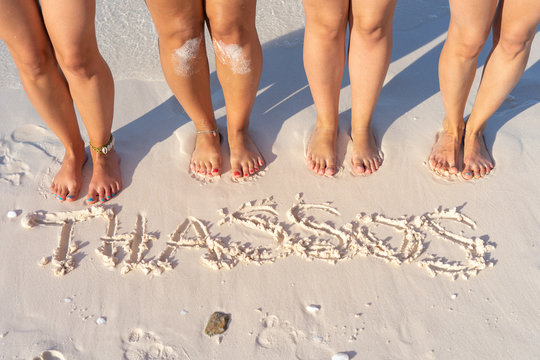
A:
[[1, 1, 540, 359]]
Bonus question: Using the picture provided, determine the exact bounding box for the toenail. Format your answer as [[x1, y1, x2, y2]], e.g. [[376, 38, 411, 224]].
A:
[[58, 197, 63, 200], [67, 195, 74, 199], [88, 197, 94, 202], [234, 171, 240, 177], [111, 193, 115, 196], [249, 169, 254, 173], [254, 168, 259, 171], [106, 195, 110, 199], [213, 169, 219, 173], [244, 173, 249, 177], [100, 199, 105, 202]]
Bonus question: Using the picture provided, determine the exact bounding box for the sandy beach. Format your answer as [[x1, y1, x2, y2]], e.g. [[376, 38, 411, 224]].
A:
[[1, 0, 539, 359]]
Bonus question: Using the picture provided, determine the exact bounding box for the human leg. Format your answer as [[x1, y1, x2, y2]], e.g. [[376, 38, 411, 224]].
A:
[[40, 0, 121, 203], [0, 0, 86, 201], [146, 0, 222, 176], [348, 0, 396, 175], [302, 0, 349, 176], [461, 0, 540, 179], [429, 0, 497, 175], [206, 0, 264, 178]]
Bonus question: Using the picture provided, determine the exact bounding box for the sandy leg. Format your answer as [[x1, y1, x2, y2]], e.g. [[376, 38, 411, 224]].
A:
[[229, 129, 264, 178], [306, 125, 338, 176], [350, 128, 382, 175], [86, 149, 122, 204], [190, 132, 222, 176], [461, 131, 493, 180]]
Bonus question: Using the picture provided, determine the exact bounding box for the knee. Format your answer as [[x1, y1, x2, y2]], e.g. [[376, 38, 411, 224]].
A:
[[56, 48, 99, 79], [306, 12, 348, 41], [16, 49, 55, 80], [497, 30, 534, 59], [157, 19, 205, 48], [454, 36, 487, 60], [208, 15, 253, 45], [352, 18, 392, 43]]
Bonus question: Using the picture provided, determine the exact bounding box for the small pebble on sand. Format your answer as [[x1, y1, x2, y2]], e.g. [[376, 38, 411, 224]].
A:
[[204, 312, 230, 336], [451, 293, 458, 300], [306, 304, 321, 313], [6, 211, 17, 219], [64, 297, 73, 303], [96, 317, 107, 325], [180, 310, 188, 315]]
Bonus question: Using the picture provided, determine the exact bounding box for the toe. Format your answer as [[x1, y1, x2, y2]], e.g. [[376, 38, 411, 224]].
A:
[[98, 188, 107, 203], [104, 187, 112, 202], [57, 186, 68, 202], [353, 161, 365, 175], [87, 188, 99, 204], [204, 161, 213, 177], [371, 159, 379, 173], [325, 161, 336, 176], [462, 167, 473, 180], [241, 164, 250, 177]]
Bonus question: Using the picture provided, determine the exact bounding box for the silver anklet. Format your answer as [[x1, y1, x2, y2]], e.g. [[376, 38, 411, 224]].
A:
[[196, 128, 219, 136]]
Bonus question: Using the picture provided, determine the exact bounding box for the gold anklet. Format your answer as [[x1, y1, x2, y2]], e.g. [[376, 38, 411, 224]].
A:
[[196, 128, 219, 136], [89, 134, 114, 155]]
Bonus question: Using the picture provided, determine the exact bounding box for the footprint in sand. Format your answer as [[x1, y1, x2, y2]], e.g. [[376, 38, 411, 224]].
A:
[[32, 350, 66, 360], [123, 329, 187, 360], [10, 124, 64, 194], [0, 140, 30, 185], [11, 123, 62, 159], [256, 314, 335, 359], [256, 315, 300, 355]]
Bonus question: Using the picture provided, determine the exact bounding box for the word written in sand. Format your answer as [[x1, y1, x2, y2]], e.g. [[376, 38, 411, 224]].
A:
[[22, 194, 494, 280]]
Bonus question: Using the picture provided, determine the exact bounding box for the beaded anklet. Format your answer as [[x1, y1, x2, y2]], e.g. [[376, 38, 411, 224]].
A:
[[89, 134, 115, 155]]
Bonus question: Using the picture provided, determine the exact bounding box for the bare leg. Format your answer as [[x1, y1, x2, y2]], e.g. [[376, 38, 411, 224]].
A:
[[206, 0, 264, 178], [145, 0, 222, 177], [462, 0, 540, 179], [40, 0, 121, 203], [303, 0, 349, 176], [429, 0, 497, 175], [348, 0, 395, 175], [0, 0, 86, 202]]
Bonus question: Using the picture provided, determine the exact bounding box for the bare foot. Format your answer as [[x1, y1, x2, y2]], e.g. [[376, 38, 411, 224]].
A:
[[428, 127, 463, 176], [461, 131, 494, 180], [190, 132, 222, 177], [306, 126, 337, 176], [50, 147, 87, 202], [350, 128, 382, 176], [87, 149, 122, 204], [228, 129, 264, 178]]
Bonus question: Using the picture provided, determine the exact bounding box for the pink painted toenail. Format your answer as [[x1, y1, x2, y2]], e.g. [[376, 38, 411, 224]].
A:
[[234, 171, 240, 177], [213, 169, 219, 173]]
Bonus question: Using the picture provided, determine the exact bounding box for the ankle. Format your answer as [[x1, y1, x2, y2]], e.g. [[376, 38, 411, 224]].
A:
[[442, 117, 465, 135], [64, 142, 86, 160], [464, 123, 486, 138]]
